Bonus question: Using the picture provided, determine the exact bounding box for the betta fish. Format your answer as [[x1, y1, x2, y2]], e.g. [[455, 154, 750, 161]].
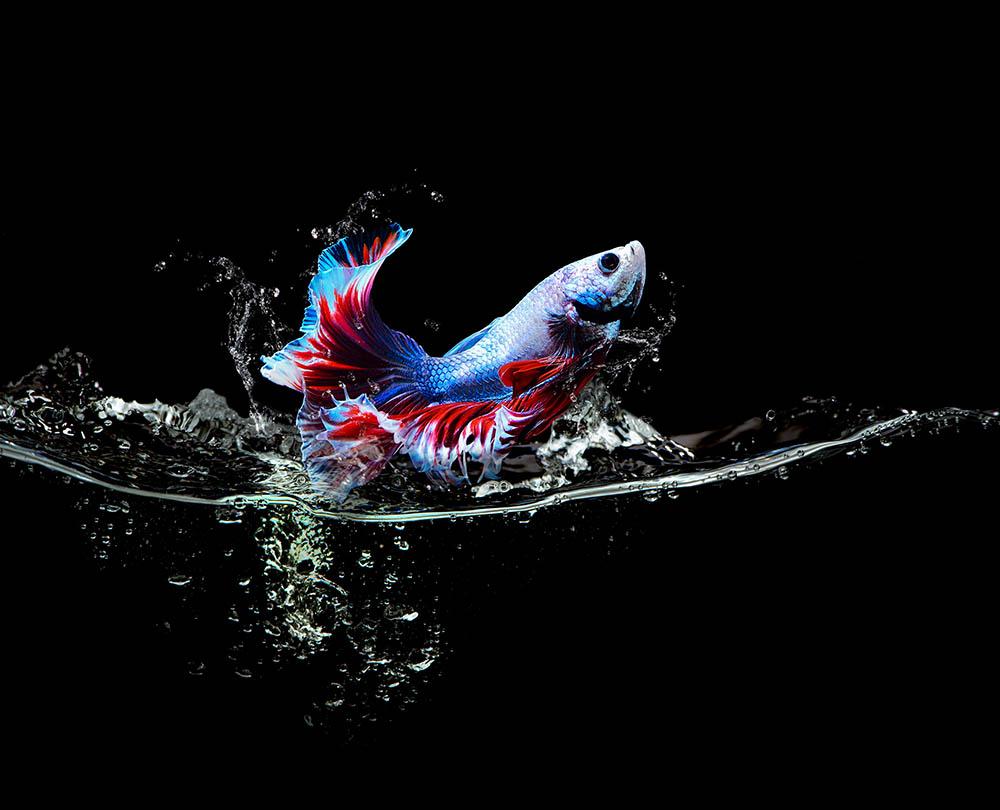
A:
[[261, 224, 646, 501]]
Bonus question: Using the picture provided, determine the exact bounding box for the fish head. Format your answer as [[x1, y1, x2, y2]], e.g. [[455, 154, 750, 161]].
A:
[[559, 240, 647, 335]]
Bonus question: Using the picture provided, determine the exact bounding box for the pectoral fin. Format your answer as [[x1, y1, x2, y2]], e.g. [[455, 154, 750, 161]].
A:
[[498, 357, 571, 397]]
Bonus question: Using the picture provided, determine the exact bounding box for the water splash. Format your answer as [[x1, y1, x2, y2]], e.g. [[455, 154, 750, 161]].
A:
[[149, 182, 447, 426], [3, 349, 995, 521]]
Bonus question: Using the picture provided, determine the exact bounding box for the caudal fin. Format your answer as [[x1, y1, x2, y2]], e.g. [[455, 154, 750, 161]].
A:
[[261, 224, 428, 413]]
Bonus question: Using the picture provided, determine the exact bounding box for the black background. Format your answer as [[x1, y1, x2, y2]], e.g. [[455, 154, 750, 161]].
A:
[[2, 40, 997, 773]]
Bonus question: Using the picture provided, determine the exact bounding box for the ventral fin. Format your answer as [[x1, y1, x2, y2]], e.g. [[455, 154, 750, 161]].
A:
[[498, 357, 570, 397]]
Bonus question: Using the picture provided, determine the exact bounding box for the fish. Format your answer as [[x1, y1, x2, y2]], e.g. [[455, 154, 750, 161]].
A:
[[261, 223, 646, 501]]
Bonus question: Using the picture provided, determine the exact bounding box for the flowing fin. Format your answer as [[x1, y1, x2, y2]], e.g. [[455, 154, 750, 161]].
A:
[[297, 345, 610, 498], [502, 344, 611, 442], [395, 349, 610, 485], [394, 401, 537, 484], [444, 318, 499, 356], [261, 224, 429, 414], [498, 357, 571, 397], [306, 225, 413, 333], [297, 395, 402, 503]]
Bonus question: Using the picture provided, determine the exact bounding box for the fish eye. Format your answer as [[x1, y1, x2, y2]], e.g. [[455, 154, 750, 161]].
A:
[[599, 253, 620, 273]]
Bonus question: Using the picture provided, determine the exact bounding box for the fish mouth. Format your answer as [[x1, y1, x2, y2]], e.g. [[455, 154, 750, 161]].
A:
[[573, 277, 644, 325]]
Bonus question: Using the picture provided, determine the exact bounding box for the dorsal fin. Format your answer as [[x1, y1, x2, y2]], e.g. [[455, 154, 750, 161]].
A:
[[444, 318, 500, 356], [498, 357, 570, 397]]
